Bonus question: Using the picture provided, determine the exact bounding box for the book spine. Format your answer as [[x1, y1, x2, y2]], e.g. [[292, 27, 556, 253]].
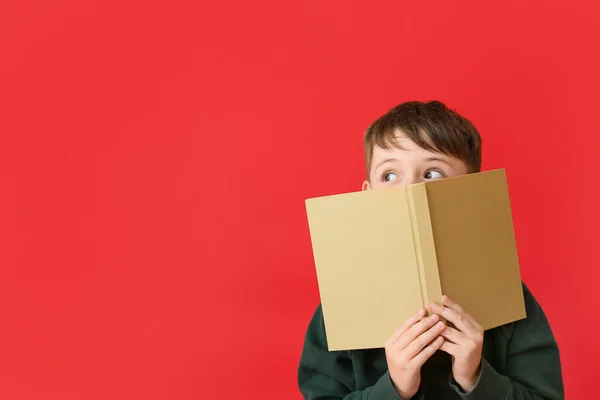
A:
[[406, 184, 444, 311]]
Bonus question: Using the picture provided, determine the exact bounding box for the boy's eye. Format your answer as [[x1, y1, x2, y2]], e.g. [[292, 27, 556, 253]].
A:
[[424, 170, 444, 180], [382, 172, 399, 182]]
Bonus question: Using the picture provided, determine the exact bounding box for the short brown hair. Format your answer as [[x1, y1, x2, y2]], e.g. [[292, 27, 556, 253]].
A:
[[363, 100, 482, 179]]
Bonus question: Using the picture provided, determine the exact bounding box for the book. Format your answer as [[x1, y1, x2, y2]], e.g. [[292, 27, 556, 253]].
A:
[[305, 168, 526, 351]]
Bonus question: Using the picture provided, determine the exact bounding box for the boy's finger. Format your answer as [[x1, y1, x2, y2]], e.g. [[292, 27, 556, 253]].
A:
[[439, 340, 460, 357], [439, 326, 467, 346], [411, 336, 444, 368], [386, 309, 425, 348], [403, 321, 445, 360], [429, 302, 475, 334], [394, 313, 439, 350], [442, 295, 482, 330]]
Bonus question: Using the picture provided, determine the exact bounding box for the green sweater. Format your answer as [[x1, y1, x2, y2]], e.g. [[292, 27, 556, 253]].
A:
[[298, 284, 564, 399]]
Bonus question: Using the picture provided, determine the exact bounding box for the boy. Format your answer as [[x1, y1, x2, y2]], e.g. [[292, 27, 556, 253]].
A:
[[298, 101, 564, 399]]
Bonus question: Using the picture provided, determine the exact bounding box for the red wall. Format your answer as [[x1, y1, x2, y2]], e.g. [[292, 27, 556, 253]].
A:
[[1, 1, 598, 398]]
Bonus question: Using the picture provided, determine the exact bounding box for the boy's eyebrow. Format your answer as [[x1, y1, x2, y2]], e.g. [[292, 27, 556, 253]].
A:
[[425, 156, 452, 166], [374, 158, 398, 171]]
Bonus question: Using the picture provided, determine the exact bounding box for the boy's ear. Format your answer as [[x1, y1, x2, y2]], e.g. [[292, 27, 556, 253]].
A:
[[362, 180, 371, 191]]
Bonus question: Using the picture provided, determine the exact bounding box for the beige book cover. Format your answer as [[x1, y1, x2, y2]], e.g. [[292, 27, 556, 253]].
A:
[[305, 169, 526, 351]]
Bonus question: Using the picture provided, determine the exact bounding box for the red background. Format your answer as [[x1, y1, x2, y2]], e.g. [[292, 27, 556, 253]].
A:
[[1, 1, 598, 399]]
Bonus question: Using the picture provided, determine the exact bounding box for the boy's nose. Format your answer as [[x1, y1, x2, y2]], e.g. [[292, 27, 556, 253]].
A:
[[403, 175, 420, 185]]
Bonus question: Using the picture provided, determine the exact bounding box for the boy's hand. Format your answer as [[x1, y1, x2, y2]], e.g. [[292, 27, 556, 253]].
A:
[[384, 309, 446, 399], [429, 295, 483, 392]]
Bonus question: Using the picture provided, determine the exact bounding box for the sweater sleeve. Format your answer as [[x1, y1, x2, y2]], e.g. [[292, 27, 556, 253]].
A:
[[298, 305, 411, 400], [449, 283, 564, 400]]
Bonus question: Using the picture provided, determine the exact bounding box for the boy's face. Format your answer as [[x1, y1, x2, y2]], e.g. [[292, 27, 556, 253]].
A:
[[362, 130, 468, 191]]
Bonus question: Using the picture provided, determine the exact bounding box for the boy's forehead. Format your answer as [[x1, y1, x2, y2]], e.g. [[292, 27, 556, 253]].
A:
[[373, 130, 434, 154], [369, 131, 459, 171], [368, 130, 469, 175]]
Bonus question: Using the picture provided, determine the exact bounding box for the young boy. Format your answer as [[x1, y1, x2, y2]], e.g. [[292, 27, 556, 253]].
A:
[[298, 101, 564, 399]]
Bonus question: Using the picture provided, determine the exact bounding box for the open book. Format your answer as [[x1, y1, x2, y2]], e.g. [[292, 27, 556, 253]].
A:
[[305, 169, 526, 351]]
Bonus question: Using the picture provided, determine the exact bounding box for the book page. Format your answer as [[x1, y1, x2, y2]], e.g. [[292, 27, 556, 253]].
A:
[[425, 169, 526, 330], [306, 187, 424, 350]]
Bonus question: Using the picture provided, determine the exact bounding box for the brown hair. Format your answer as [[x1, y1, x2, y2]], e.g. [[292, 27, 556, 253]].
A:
[[363, 100, 482, 179]]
